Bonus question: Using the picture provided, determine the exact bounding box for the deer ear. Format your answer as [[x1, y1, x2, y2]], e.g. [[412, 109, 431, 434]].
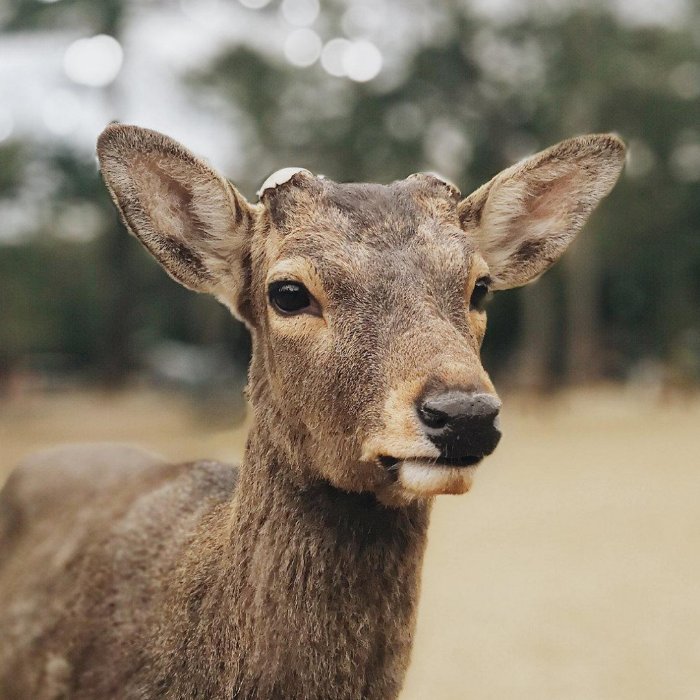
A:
[[97, 124, 255, 317], [458, 134, 625, 290]]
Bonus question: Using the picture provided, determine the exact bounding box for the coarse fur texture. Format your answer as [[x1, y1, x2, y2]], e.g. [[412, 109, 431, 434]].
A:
[[0, 125, 625, 699]]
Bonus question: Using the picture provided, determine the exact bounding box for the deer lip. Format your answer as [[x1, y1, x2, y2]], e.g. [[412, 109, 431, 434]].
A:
[[378, 454, 483, 471]]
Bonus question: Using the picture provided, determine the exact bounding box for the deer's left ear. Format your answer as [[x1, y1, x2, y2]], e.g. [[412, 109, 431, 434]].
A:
[[458, 134, 625, 290]]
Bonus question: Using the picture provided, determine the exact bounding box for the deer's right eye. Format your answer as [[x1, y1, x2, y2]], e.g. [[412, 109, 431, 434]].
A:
[[268, 281, 320, 316]]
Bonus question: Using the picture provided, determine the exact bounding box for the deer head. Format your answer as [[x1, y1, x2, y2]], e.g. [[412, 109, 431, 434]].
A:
[[97, 125, 624, 506]]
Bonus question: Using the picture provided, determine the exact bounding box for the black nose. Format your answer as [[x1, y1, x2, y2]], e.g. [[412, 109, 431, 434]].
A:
[[417, 391, 502, 462]]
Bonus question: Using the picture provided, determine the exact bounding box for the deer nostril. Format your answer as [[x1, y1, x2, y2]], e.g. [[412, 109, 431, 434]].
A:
[[417, 402, 449, 429]]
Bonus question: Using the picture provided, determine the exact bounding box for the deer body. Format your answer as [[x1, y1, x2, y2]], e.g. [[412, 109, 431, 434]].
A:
[[0, 125, 625, 699], [0, 439, 426, 699]]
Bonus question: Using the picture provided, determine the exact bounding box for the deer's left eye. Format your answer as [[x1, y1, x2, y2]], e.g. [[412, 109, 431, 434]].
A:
[[268, 281, 320, 316], [470, 277, 492, 312]]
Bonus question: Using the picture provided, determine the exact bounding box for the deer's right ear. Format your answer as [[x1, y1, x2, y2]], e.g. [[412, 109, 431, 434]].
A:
[[97, 124, 255, 318]]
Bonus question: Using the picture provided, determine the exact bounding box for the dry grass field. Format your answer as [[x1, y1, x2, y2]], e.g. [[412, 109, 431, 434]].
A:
[[1, 387, 699, 699]]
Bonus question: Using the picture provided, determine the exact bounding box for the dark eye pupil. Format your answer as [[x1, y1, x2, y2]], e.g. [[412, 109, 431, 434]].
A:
[[470, 280, 490, 311], [269, 281, 311, 314]]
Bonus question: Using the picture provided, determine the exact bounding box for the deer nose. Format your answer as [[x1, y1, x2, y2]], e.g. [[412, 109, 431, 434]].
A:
[[417, 391, 502, 462]]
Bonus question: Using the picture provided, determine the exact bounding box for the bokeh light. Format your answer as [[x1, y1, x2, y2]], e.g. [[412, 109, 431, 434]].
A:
[[63, 35, 123, 87], [319, 38, 383, 81], [238, 0, 272, 9], [343, 39, 382, 82], [320, 38, 352, 77], [283, 28, 322, 67], [280, 0, 319, 27]]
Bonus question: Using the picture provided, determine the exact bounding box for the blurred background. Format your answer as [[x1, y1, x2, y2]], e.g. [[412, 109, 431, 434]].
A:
[[0, 0, 699, 698]]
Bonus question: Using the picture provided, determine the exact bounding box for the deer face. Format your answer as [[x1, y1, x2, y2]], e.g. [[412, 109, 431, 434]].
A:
[[98, 126, 624, 506], [252, 174, 501, 503]]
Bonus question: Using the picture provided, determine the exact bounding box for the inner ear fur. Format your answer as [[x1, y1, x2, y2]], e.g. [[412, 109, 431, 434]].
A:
[[97, 124, 255, 311], [458, 134, 626, 290]]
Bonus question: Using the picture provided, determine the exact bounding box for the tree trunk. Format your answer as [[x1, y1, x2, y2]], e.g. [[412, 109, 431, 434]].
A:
[[512, 277, 557, 390], [563, 230, 602, 384]]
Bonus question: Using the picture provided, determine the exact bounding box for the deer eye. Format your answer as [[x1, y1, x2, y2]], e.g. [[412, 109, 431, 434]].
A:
[[268, 280, 319, 316], [470, 277, 492, 312]]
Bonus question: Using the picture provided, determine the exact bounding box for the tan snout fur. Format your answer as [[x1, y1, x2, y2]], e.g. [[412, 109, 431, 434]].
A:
[[363, 362, 497, 505]]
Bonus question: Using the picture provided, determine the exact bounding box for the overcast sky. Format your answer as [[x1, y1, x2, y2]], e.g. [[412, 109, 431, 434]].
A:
[[0, 0, 693, 174]]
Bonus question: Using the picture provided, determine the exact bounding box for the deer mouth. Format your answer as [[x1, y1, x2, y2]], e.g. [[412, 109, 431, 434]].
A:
[[379, 454, 483, 472], [376, 455, 482, 500]]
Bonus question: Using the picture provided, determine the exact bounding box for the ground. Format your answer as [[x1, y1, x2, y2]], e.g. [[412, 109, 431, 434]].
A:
[[1, 387, 698, 699]]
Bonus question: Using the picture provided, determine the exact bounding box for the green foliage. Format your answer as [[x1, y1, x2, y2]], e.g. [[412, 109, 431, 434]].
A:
[[0, 142, 26, 195], [1, 0, 699, 386], [2, 0, 124, 34], [196, 5, 700, 382]]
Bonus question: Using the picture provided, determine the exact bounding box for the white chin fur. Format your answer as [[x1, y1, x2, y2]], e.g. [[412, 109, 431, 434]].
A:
[[257, 167, 312, 197], [397, 459, 477, 497]]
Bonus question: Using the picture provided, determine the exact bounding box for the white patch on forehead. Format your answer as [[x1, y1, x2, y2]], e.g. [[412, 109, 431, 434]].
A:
[[257, 167, 313, 198]]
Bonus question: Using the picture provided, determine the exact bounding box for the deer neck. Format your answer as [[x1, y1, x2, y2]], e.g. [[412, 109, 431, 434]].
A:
[[223, 422, 432, 700]]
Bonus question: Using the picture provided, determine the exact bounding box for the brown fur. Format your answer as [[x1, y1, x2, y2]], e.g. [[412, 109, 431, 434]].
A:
[[0, 126, 625, 699]]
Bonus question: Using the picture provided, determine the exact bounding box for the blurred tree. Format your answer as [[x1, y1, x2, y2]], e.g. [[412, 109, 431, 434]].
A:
[[1, 0, 699, 391], [192, 1, 700, 387]]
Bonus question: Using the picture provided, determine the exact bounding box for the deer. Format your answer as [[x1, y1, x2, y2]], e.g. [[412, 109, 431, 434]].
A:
[[0, 124, 625, 699]]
